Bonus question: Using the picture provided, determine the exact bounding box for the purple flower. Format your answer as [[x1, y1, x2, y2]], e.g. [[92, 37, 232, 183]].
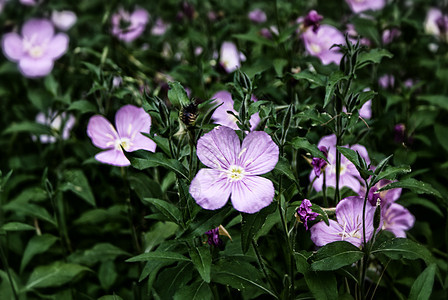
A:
[[311, 146, 328, 177], [87, 105, 156, 167], [33, 110, 75, 143], [345, 0, 385, 13], [211, 90, 260, 131], [248, 8, 267, 24], [394, 123, 406, 144], [51, 10, 77, 31], [366, 179, 402, 207], [310, 196, 376, 247], [309, 134, 370, 193], [219, 41, 246, 73], [382, 28, 401, 44], [111, 7, 149, 42], [425, 8, 444, 38], [382, 203, 415, 238], [205, 227, 223, 248], [303, 10, 323, 33], [189, 126, 279, 214], [302, 24, 345, 65], [19, 0, 37, 6], [296, 199, 319, 230], [2, 19, 69, 78], [346, 24, 371, 46], [151, 18, 168, 36], [378, 74, 395, 89]]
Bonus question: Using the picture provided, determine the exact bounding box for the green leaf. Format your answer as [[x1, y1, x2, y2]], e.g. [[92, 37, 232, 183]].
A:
[[0, 222, 35, 232], [68, 100, 97, 114], [2, 122, 52, 136], [356, 49, 393, 69], [189, 247, 212, 283], [373, 166, 411, 184], [377, 178, 442, 199], [292, 70, 326, 87], [241, 204, 275, 254], [60, 169, 95, 206], [291, 137, 328, 162], [68, 243, 129, 266], [3, 202, 56, 226], [168, 81, 190, 108], [44, 74, 59, 97], [143, 198, 183, 225], [98, 296, 123, 300], [27, 89, 52, 110], [180, 207, 232, 239], [336, 146, 361, 169], [273, 157, 301, 189], [233, 33, 275, 47], [408, 263, 437, 300], [434, 124, 448, 152], [371, 238, 433, 265], [294, 251, 312, 275], [417, 95, 448, 111], [304, 271, 338, 300], [310, 241, 364, 271], [126, 251, 190, 263], [98, 261, 117, 290], [127, 151, 189, 180], [26, 262, 90, 290], [273, 58, 288, 76], [21, 234, 59, 272], [212, 260, 277, 298], [174, 280, 212, 300], [324, 71, 348, 108]]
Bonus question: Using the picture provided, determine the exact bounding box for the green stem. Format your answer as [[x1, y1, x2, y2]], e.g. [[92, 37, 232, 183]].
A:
[[252, 239, 278, 297], [0, 242, 19, 300], [322, 170, 328, 207]]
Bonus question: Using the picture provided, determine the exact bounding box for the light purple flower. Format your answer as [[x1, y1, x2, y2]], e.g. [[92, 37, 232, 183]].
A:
[[87, 105, 156, 167], [345, 0, 385, 13], [33, 110, 75, 143], [359, 99, 372, 119], [111, 7, 149, 42], [311, 146, 328, 177], [248, 8, 267, 24], [219, 41, 246, 73], [309, 134, 370, 193], [2, 19, 69, 78], [425, 8, 444, 38], [382, 28, 401, 44], [19, 0, 37, 6], [302, 24, 345, 65], [189, 126, 279, 214], [260, 26, 279, 39], [51, 10, 77, 31], [378, 74, 395, 89], [151, 18, 168, 36], [382, 203, 415, 238], [296, 199, 319, 230], [310, 196, 376, 247], [346, 24, 371, 46], [211, 90, 260, 131], [365, 179, 402, 207]]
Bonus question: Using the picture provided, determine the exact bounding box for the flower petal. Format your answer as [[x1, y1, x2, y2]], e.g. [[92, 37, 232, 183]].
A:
[[310, 219, 345, 247], [383, 203, 415, 238], [22, 19, 55, 41], [190, 169, 231, 210], [238, 131, 279, 175], [2, 33, 24, 61], [115, 105, 149, 133], [95, 149, 130, 167], [197, 126, 240, 169], [230, 176, 274, 213], [18, 57, 54, 78], [211, 91, 239, 130], [87, 115, 119, 149], [44, 33, 69, 60]]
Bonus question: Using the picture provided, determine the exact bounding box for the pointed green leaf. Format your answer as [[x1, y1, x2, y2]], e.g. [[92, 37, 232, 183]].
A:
[[409, 263, 437, 300], [241, 204, 276, 254], [377, 178, 442, 199], [0, 222, 35, 232], [324, 71, 348, 108], [127, 151, 189, 180], [189, 247, 212, 283], [168, 81, 190, 107], [68, 100, 97, 114], [371, 238, 433, 265], [60, 169, 95, 206], [21, 234, 59, 272], [126, 251, 190, 263], [2, 122, 52, 136], [292, 70, 326, 87], [26, 262, 90, 290], [174, 280, 212, 300], [291, 137, 328, 162], [310, 241, 364, 271], [143, 198, 183, 225]]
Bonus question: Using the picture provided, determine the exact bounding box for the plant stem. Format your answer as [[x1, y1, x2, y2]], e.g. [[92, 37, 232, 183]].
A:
[[252, 239, 278, 297], [0, 242, 19, 300]]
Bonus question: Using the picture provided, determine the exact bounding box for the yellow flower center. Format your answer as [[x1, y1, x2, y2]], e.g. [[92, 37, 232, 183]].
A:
[[227, 165, 245, 182]]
